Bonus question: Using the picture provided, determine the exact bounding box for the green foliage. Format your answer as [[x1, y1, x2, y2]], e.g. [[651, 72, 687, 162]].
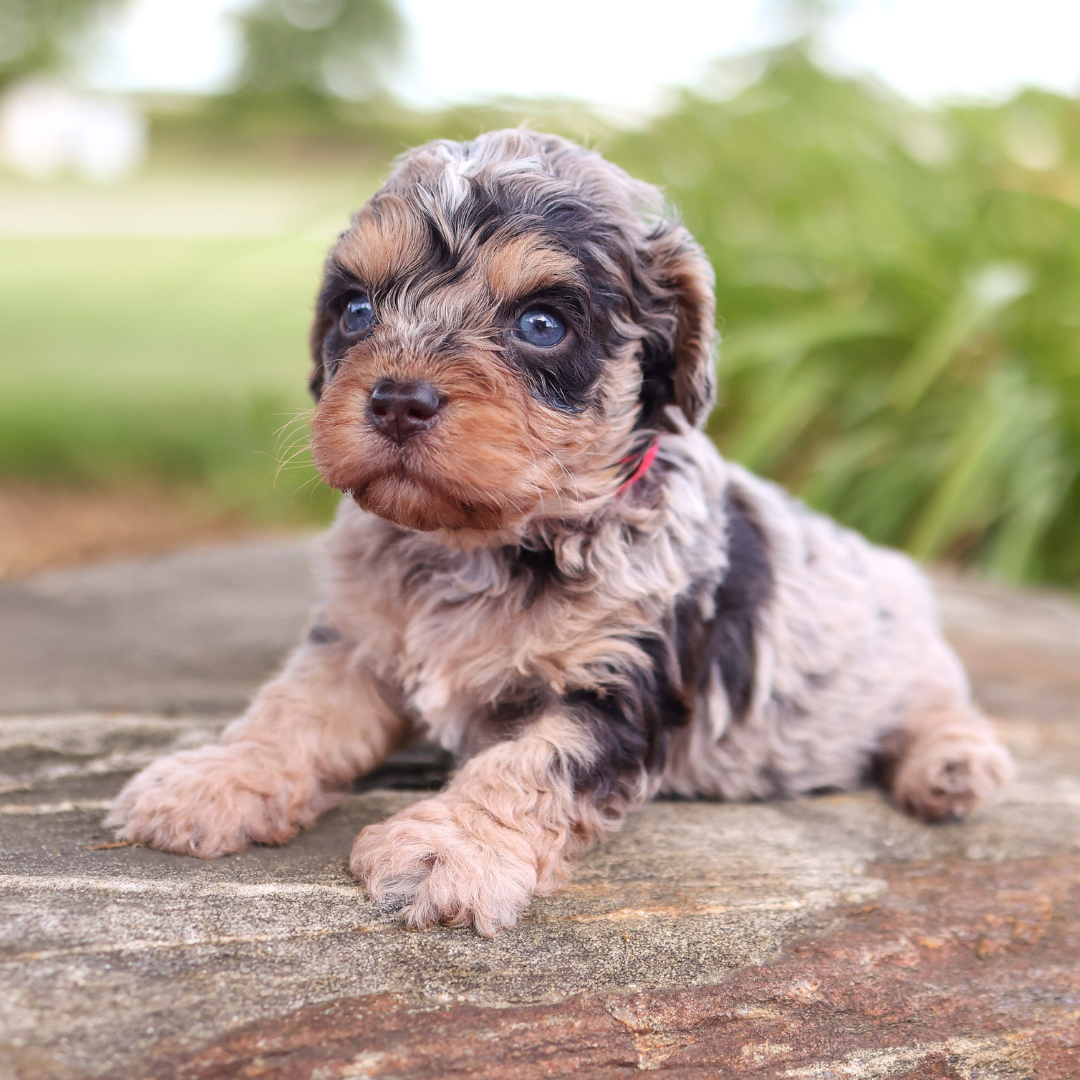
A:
[[608, 47, 1080, 586], [5, 28, 1080, 588], [232, 0, 402, 100], [0, 0, 119, 88], [189, 0, 406, 137]]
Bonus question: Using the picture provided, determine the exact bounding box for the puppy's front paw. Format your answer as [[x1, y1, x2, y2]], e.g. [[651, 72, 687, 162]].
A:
[[893, 733, 1014, 823], [106, 742, 328, 857], [350, 798, 541, 936]]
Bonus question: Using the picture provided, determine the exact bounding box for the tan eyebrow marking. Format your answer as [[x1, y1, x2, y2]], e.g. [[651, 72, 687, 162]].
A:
[[483, 234, 583, 304], [334, 195, 430, 288]]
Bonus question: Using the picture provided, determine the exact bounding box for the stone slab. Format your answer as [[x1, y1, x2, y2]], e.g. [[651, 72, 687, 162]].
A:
[[0, 539, 316, 716], [0, 543, 1078, 1078], [2, 712, 1078, 1079]]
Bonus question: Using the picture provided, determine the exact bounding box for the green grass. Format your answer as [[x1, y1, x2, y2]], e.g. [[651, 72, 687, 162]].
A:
[[0, 232, 342, 522]]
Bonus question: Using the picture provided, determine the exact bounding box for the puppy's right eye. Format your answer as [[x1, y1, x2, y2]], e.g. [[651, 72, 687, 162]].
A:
[[341, 294, 375, 335], [516, 309, 565, 347]]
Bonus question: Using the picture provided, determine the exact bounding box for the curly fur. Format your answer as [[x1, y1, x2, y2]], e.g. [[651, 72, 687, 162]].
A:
[[109, 130, 1013, 934]]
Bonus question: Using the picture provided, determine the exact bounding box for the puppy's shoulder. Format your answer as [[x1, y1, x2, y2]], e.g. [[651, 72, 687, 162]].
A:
[[719, 460, 938, 625]]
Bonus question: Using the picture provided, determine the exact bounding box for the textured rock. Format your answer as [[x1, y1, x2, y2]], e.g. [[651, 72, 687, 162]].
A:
[[0, 538, 315, 716], [0, 543, 1078, 1079]]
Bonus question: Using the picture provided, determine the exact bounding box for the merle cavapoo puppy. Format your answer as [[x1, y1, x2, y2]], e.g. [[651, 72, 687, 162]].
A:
[[109, 130, 1013, 935]]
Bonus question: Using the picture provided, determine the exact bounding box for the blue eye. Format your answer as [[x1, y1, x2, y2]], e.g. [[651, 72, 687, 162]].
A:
[[342, 294, 374, 335], [516, 309, 565, 347]]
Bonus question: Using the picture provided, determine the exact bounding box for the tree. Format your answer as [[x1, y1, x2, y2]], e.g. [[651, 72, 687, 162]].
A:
[[233, 0, 403, 101], [0, 0, 121, 90]]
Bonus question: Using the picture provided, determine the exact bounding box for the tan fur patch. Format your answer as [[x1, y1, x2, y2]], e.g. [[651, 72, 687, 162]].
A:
[[483, 233, 583, 304], [334, 195, 432, 289]]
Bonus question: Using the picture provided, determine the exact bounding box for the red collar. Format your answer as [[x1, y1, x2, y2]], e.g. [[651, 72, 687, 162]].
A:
[[616, 438, 660, 495]]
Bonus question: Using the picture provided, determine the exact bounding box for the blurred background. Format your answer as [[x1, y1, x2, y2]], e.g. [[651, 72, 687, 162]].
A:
[[1, 0, 1078, 587]]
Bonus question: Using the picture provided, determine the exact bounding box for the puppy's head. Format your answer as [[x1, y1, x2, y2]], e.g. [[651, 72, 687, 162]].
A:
[[309, 129, 715, 539]]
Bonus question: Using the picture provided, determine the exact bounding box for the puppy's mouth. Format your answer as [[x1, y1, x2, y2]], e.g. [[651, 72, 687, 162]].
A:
[[354, 472, 508, 532], [310, 380, 537, 534], [319, 438, 507, 532]]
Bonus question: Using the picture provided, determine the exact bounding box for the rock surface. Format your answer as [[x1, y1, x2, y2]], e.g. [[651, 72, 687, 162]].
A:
[[1, 541, 1078, 1079], [0, 538, 316, 716]]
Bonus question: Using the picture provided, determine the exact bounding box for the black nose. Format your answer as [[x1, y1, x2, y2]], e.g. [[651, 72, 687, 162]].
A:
[[368, 379, 442, 445]]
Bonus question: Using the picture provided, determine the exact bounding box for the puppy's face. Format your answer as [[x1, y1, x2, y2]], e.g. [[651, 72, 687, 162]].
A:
[[308, 131, 715, 539]]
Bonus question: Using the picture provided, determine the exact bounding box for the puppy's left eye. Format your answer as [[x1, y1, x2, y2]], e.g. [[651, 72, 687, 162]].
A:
[[516, 309, 565, 347], [342, 294, 375, 335]]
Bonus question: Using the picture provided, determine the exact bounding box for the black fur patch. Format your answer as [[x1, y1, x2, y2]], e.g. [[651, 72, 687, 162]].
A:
[[511, 543, 562, 606], [663, 488, 774, 726], [459, 180, 612, 413], [311, 261, 377, 396], [708, 491, 774, 721], [562, 490, 773, 801], [567, 634, 690, 801], [632, 260, 683, 427], [502, 299, 605, 413]]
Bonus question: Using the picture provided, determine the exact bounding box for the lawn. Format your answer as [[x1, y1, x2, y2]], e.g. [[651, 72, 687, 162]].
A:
[[0, 167, 381, 525]]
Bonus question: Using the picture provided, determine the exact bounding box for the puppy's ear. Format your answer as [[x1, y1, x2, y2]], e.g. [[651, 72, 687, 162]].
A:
[[308, 307, 332, 402], [638, 224, 717, 429]]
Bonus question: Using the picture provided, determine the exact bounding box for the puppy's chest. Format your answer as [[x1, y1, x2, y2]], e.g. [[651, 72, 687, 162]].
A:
[[398, 575, 565, 719], [392, 550, 655, 743]]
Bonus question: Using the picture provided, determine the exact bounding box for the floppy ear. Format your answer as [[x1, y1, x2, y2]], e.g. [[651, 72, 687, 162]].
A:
[[638, 224, 717, 429], [308, 255, 346, 402], [308, 307, 332, 402]]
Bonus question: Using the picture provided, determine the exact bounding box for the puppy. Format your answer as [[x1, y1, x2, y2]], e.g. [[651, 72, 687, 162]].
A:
[[108, 130, 1013, 936]]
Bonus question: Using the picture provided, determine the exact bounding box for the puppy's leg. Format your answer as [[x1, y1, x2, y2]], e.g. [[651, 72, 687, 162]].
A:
[[107, 637, 409, 856], [881, 698, 1013, 823], [351, 711, 638, 936]]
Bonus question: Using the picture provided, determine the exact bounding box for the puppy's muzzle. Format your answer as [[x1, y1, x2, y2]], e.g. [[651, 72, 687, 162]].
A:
[[369, 378, 442, 445]]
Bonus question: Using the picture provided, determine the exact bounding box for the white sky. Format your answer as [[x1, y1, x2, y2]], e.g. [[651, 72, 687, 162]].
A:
[[88, 0, 1080, 113]]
